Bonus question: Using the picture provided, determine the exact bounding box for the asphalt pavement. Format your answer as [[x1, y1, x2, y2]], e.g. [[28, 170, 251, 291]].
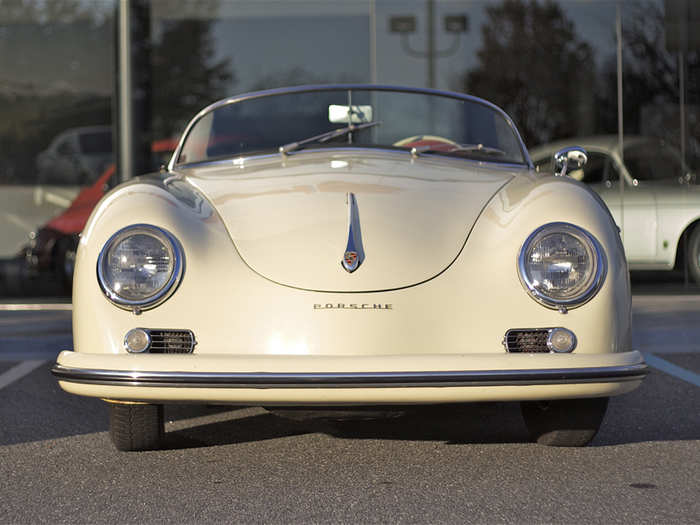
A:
[[0, 296, 698, 524]]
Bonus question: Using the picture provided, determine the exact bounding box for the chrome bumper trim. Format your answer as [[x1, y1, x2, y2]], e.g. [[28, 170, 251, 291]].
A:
[[51, 363, 649, 389]]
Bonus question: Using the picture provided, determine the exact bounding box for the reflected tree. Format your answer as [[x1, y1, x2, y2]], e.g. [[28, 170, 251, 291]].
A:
[[597, 1, 699, 163], [251, 67, 328, 92], [463, 0, 595, 148], [151, 18, 234, 140], [0, 0, 112, 184], [250, 66, 364, 92], [0, 0, 104, 24]]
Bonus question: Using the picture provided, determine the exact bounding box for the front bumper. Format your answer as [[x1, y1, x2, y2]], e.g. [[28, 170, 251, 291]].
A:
[[52, 350, 648, 405]]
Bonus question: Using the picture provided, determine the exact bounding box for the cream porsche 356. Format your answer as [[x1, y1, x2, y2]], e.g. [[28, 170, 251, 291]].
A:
[[51, 85, 648, 450]]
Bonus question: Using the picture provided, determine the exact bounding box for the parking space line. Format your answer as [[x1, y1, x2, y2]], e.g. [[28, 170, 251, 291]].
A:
[[1, 211, 34, 232], [0, 360, 46, 390], [0, 303, 72, 311], [636, 345, 699, 354], [644, 353, 700, 388]]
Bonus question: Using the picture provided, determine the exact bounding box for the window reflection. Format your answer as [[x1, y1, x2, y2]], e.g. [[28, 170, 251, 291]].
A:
[[1, 0, 699, 297], [0, 0, 115, 297], [624, 139, 691, 184]]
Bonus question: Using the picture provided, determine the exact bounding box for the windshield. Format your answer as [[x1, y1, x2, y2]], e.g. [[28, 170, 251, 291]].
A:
[[624, 139, 690, 183], [176, 87, 527, 166], [79, 131, 112, 155]]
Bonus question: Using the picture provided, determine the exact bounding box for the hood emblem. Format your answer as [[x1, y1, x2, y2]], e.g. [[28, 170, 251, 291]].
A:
[[341, 193, 365, 273], [343, 251, 359, 271]]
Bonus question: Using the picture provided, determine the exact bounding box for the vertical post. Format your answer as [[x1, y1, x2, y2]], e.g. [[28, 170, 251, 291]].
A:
[[118, 0, 132, 183], [616, 2, 624, 238], [427, 0, 435, 89], [679, 53, 686, 179], [679, 11, 688, 285], [369, 0, 377, 84], [679, 0, 687, 182]]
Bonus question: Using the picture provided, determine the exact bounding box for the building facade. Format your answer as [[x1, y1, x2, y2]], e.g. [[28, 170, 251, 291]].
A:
[[0, 0, 698, 298]]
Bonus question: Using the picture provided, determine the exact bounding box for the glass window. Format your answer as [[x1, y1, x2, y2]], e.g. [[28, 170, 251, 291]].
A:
[[624, 139, 687, 183], [579, 152, 612, 184], [2, 0, 699, 298], [0, 1, 115, 298], [57, 139, 77, 156], [178, 88, 526, 166], [79, 130, 113, 155]]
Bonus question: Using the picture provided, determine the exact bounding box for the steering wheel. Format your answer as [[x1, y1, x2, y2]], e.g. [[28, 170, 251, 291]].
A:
[[393, 135, 459, 152]]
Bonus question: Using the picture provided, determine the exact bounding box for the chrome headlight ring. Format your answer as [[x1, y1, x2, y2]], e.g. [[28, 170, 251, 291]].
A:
[[518, 222, 607, 309], [97, 224, 184, 311]]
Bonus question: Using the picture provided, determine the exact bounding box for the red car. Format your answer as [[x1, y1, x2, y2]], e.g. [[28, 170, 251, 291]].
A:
[[21, 140, 176, 292]]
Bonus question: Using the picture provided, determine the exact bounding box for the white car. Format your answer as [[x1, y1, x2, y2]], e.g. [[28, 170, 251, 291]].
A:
[[531, 135, 700, 283], [51, 85, 647, 451], [36, 126, 113, 185]]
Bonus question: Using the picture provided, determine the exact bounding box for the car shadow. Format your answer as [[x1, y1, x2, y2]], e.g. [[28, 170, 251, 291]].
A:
[[630, 269, 700, 294], [161, 402, 533, 450], [592, 368, 700, 447], [2, 364, 697, 449], [160, 371, 700, 450]]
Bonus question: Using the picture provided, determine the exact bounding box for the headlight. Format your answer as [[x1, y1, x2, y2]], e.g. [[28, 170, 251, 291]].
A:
[[518, 222, 606, 309], [97, 224, 184, 310]]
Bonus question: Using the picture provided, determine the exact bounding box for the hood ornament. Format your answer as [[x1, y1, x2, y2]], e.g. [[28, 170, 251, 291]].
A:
[[341, 192, 365, 273]]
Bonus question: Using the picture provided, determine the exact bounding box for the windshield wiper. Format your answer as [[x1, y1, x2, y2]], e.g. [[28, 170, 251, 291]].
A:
[[279, 121, 381, 156], [410, 143, 506, 158]]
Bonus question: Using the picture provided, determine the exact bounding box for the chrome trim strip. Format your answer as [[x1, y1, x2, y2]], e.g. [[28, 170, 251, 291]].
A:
[[517, 222, 608, 310], [168, 84, 533, 171], [175, 147, 532, 172], [341, 192, 365, 273], [52, 363, 648, 389]]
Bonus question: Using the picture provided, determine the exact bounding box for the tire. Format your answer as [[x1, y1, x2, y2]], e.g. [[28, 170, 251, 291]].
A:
[[686, 227, 700, 285], [108, 403, 164, 451], [520, 397, 608, 447]]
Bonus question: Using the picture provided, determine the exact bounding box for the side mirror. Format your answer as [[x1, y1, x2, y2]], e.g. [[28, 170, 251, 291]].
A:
[[553, 147, 587, 177]]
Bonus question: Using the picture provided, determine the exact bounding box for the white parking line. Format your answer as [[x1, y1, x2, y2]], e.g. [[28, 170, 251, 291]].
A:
[[43, 191, 72, 208], [644, 353, 700, 388], [0, 303, 72, 311], [0, 360, 46, 390], [1, 211, 34, 232]]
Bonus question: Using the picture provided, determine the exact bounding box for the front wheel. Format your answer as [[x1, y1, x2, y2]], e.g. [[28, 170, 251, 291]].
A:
[[520, 397, 608, 447], [108, 403, 164, 451]]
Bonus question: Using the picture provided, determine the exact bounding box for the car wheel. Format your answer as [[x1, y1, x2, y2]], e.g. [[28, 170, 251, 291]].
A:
[[520, 397, 608, 447], [108, 403, 164, 451], [686, 227, 700, 285]]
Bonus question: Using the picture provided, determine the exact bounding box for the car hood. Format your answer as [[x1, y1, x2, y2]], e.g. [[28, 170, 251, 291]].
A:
[[179, 151, 520, 292]]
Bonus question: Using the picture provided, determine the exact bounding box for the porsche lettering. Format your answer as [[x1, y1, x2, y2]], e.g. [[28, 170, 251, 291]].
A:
[[313, 303, 392, 310]]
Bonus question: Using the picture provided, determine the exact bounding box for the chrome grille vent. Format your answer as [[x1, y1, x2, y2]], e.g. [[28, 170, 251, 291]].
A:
[[148, 329, 196, 354], [503, 329, 550, 353]]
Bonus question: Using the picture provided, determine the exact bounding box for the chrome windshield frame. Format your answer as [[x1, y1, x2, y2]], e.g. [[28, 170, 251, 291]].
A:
[[167, 84, 534, 172]]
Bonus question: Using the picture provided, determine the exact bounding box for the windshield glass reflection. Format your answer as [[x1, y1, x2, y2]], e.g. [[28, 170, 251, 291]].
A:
[[177, 88, 527, 166]]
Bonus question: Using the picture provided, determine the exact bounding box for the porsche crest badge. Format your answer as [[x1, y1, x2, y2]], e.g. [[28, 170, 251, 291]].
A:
[[343, 250, 359, 272], [341, 193, 365, 273]]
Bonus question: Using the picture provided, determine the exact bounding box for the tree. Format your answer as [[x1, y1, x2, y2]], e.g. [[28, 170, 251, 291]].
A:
[[463, 0, 595, 147], [0, 0, 112, 183], [590, 1, 700, 165], [150, 18, 234, 140]]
